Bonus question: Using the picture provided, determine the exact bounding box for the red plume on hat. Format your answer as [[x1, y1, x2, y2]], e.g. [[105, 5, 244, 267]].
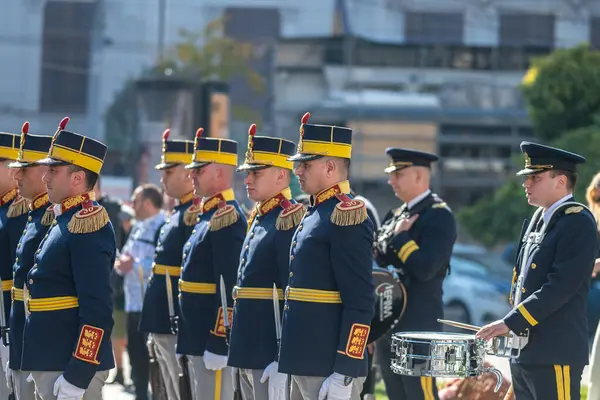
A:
[[298, 112, 310, 152], [246, 124, 257, 161]]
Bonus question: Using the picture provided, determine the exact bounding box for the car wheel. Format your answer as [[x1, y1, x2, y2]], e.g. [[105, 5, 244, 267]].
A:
[[443, 301, 471, 332]]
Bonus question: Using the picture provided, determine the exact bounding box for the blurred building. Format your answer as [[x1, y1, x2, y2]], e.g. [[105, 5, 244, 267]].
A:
[[273, 0, 600, 211], [0, 0, 599, 208]]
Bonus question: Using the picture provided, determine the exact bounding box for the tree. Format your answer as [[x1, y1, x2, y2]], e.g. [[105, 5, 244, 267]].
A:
[[158, 16, 265, 124], [105, 17, 265, 176], [458, 124, 600, 247], [522, 43, 600, 141]]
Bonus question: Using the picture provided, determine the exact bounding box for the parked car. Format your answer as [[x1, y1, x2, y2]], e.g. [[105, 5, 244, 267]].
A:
[[442, 244, 513, 330]]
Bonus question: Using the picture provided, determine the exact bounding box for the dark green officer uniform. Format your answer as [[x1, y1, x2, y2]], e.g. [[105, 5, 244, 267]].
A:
[[373, 148, 457, 400], [278, 113, 375, 400], [23, 121, 115, 399], [504, 142, 597, 400], [7, 128, 53, 400]]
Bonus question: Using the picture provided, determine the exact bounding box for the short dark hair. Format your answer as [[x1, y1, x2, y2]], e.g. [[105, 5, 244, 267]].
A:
[[137, 184, 163, 209], [551, 169, 578, 190], [68, 165, 98, 191]]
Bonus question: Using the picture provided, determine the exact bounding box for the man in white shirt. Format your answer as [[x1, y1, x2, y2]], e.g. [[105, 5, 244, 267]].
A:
[[115, 184, 166, 400]]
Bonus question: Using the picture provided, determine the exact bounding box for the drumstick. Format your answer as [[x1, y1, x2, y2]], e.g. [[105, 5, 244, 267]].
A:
[[437, 319, 511, 337], [437, 319, 481, 332], [504, 384, 514, 400]]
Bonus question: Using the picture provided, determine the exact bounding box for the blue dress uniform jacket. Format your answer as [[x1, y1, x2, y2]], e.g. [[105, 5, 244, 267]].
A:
[[376, 192, 457, 331], [278, 181, 375, 378], [177, 189, 247, 356], [0, 189, 29, 323], [228, 188, 304, 370], [504, 199, 598, 366], [21, 192, 116, 389], [9, 193, 52, 370], [139, 192, 195, 335]]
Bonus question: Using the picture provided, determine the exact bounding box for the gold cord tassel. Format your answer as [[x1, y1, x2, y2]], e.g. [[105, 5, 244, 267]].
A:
[[183, 206, 201, 226], [246, 208, 258, 233], [276, 204, 305, 231], [7, 197, 29, 218], [41, 209, 54, 226], [68, 207, 110, 234], [210, 205, 240, 231], [331, 201, 368, 226]]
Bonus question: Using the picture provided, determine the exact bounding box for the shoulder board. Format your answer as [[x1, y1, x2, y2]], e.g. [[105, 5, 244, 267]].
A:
[[564, 205, 584, 215], [210, 203, 240, 231], [68, 204, 110, 234], [432, 202, 448, 209], [183, 203, 202, 226], [7, 197, 29, 218], [41, 206, 55, 226], [276, 203, 306, 231], [331, 194, 368, 227]]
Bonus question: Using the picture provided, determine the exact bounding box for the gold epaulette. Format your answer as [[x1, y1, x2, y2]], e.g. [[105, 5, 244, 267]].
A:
[[331, 194, 368, 227], [7, 197, 29, 218], [41, 206, 55, 226], [276, 203, 305, 231], [183, 203, 202, 226], [68, 205, 110, 234], [432, 202, 448, 209], [210, 203, 240, 231]]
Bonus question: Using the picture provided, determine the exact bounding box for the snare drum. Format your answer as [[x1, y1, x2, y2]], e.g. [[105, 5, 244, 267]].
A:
[[391, 331, 503, 392]]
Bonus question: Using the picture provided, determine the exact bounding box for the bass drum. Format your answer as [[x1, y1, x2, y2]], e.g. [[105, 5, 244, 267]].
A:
[[368, 266, 407, 344]]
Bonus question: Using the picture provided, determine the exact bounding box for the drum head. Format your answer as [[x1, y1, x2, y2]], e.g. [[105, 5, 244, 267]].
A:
[[368, 267, 407, 344]]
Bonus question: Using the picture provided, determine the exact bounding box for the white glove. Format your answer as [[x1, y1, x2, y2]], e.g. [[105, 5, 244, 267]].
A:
[[260, 361, 287, 400], [0, 338, 9, 372], [203, 351, 228, 371], [5, 362, 12, 392], [52, 375, 85, 400], [318, 372, 353, 400]]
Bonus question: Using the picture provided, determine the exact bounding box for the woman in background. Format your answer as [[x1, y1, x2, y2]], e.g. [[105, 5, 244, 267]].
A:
[[586, 172, 600, 400]]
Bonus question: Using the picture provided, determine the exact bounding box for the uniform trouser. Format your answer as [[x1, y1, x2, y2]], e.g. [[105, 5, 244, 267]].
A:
[[0, 353, 8, 399], [152, 333, 181, 400], [238, 368, 268, 400], [376, 332, 439, 400], [127, 312, 149, 400], [186, 355, 233, 400], [511, 363, 583, 400], [13, 370, 35, 400], [589, 322, 600, 400], [30, 370, 109, 400], [289, 375, 365, 400]]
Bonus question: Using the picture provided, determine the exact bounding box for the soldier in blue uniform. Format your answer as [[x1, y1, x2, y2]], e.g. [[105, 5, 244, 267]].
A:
[[176, 128, 247, 400], [278, 112, 375, 400], [139, 129, 196, 400], [0, 127, 24, 399], [5, 122, 53, 400], [477, 142, 598, 400], [373, 148, 457, 400], [21, 119, 115, 400], [228, 124, 304, 400]]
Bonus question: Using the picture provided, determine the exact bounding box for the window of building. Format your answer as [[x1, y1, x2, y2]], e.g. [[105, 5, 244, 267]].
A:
[[405, 12, 464, 45], [40, 0, 97, 113], [499, 13, 555, 48]]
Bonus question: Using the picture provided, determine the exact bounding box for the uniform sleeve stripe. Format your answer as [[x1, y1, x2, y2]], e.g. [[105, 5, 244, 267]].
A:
[[517, 304, 538, 326], [397, 240, 419, 263], [554, 365, 565, 400]]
